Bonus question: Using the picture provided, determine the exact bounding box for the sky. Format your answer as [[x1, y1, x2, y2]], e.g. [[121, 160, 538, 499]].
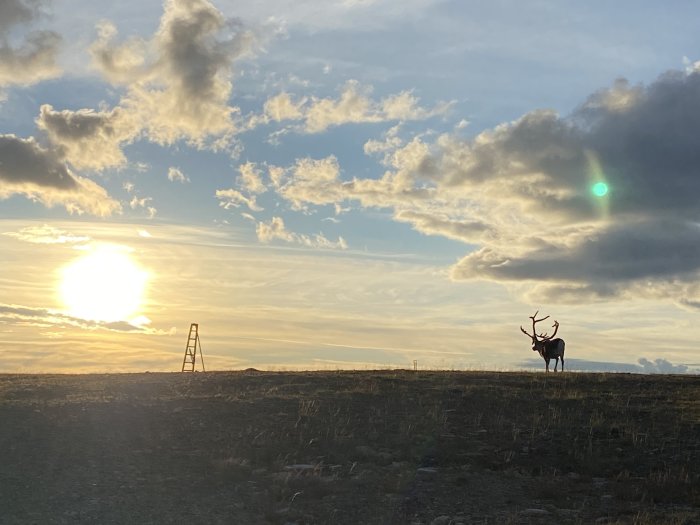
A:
[[2, 0, 700, 373]]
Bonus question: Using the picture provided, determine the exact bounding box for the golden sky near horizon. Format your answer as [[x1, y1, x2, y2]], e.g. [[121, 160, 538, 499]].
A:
[[2, 220, 698, 373]]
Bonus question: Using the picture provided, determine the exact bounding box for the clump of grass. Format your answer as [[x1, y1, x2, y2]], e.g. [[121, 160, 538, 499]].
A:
[[643, 465, 699, 505]]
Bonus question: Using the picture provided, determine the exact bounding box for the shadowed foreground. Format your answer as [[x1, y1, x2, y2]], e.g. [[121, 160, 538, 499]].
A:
[[0, 371, 698, 524]]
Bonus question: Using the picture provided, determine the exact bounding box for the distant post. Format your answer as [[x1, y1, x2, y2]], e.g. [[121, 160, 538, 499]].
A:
[[413, 360, 418, 371], [182, 323, 205, 372]]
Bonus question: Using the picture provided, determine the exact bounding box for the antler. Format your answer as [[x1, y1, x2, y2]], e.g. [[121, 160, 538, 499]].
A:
[[539, 320, 559, 341], [521, 310, 548, 339], [521, 311, 557, 340], [519, 325, 532, 337]]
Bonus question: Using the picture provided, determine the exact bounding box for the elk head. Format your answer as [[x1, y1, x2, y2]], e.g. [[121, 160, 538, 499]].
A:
[[520, 311, 560, 353]]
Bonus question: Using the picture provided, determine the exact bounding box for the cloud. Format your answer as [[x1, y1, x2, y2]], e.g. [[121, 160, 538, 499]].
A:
[[92, 0, 256, 146], [167, 166, 190, 183], [0, 134, 121, 216], [215, 188, 263, 212], [256, 216, 347, 250], [0, 134, 75, 189], [269, 138, 435, 219], [0, 0, 61, 87], [129, 196, 157, 218], [237, 161, 266, 194], [637, 357, 688, 374], [451, 220, 700, 285], [273, 156, 346, 211], [252, 80, 453, 134], [215, 161, 267, 212], [37, 0, 257, 171], [267, 68, 700, 308], [3, 224, 89, 244], [36, 104, 139, 171], [443, 71, 700, 303], [0, 303, 171, 334], [519, 357, 693, 374], [394, 210, 489, 244]]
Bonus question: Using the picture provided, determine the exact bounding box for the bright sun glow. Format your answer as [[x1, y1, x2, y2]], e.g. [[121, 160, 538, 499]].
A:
[[60, 245, 148, 322]]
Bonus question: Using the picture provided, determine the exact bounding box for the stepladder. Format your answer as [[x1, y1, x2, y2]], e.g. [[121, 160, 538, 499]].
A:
[[182, 323, 205, 372]]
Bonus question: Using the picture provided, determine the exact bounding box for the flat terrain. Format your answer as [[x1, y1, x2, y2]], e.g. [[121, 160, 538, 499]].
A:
[[0, 371, 698, 524]]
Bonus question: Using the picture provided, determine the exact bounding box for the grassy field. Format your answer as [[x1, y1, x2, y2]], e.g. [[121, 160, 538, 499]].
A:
[[0, 370, 698, 524]]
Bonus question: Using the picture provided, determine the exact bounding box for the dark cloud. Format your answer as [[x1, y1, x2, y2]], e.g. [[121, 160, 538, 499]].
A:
[[453, 220, 700, 283], [0, 134, 120, 215], [0, 134, 76, 189], [580, 73, 700, 218], [0, 0, 41, 32], [0, 0, 61, 86], [38, 105, 118, 140], [429, 69, 700, 305], [36, 104, 135, 170], [429, 72, 700, 225]]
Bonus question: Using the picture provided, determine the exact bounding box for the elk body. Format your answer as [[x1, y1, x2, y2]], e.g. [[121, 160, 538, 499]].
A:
[[520, 311, 565, 372]]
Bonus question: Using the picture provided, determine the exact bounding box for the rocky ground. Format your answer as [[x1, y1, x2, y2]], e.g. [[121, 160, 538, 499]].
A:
[[0, 370, 698, 524]]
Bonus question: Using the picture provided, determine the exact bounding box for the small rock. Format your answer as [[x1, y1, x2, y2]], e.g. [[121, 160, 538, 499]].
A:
[[430, 516, 451, 525], [417, 467, 438, 475]]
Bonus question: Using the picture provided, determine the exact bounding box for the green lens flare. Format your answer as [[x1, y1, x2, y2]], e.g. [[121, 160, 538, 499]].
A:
[[592, 182, 608, 197]]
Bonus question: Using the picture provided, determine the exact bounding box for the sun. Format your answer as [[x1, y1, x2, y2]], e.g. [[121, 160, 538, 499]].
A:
[[60, 245, 148, 323]]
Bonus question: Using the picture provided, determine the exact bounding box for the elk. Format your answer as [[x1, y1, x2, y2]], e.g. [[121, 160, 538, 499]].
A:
[[520, 311, 565, 372]]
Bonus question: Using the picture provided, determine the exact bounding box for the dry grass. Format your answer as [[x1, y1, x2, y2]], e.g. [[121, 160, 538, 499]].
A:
[[0, 370, 697, 524]]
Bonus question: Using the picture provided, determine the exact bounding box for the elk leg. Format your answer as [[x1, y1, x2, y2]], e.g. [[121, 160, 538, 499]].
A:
[[561, 356, 564, 371], [554, 357, 559, 371]]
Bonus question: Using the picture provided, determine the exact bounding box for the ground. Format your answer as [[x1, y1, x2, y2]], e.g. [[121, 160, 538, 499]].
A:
[[0, 370, 698, 524]]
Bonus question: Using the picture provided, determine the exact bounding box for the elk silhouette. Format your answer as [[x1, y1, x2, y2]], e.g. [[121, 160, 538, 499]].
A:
[[520, 311, 565, 372]]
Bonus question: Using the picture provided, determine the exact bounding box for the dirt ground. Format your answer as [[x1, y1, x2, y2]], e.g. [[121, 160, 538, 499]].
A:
[[0, 370, 698, 524]]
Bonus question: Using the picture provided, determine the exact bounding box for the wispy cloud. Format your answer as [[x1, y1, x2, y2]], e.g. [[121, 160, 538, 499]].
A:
[[216, 188, 263, 212], [0, 303, 172, 335], [3, 224, 89, 244], [255, 216, 347, 250]]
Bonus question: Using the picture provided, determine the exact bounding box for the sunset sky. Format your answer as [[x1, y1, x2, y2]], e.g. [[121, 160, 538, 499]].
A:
[[2, 0, 700, 373]]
